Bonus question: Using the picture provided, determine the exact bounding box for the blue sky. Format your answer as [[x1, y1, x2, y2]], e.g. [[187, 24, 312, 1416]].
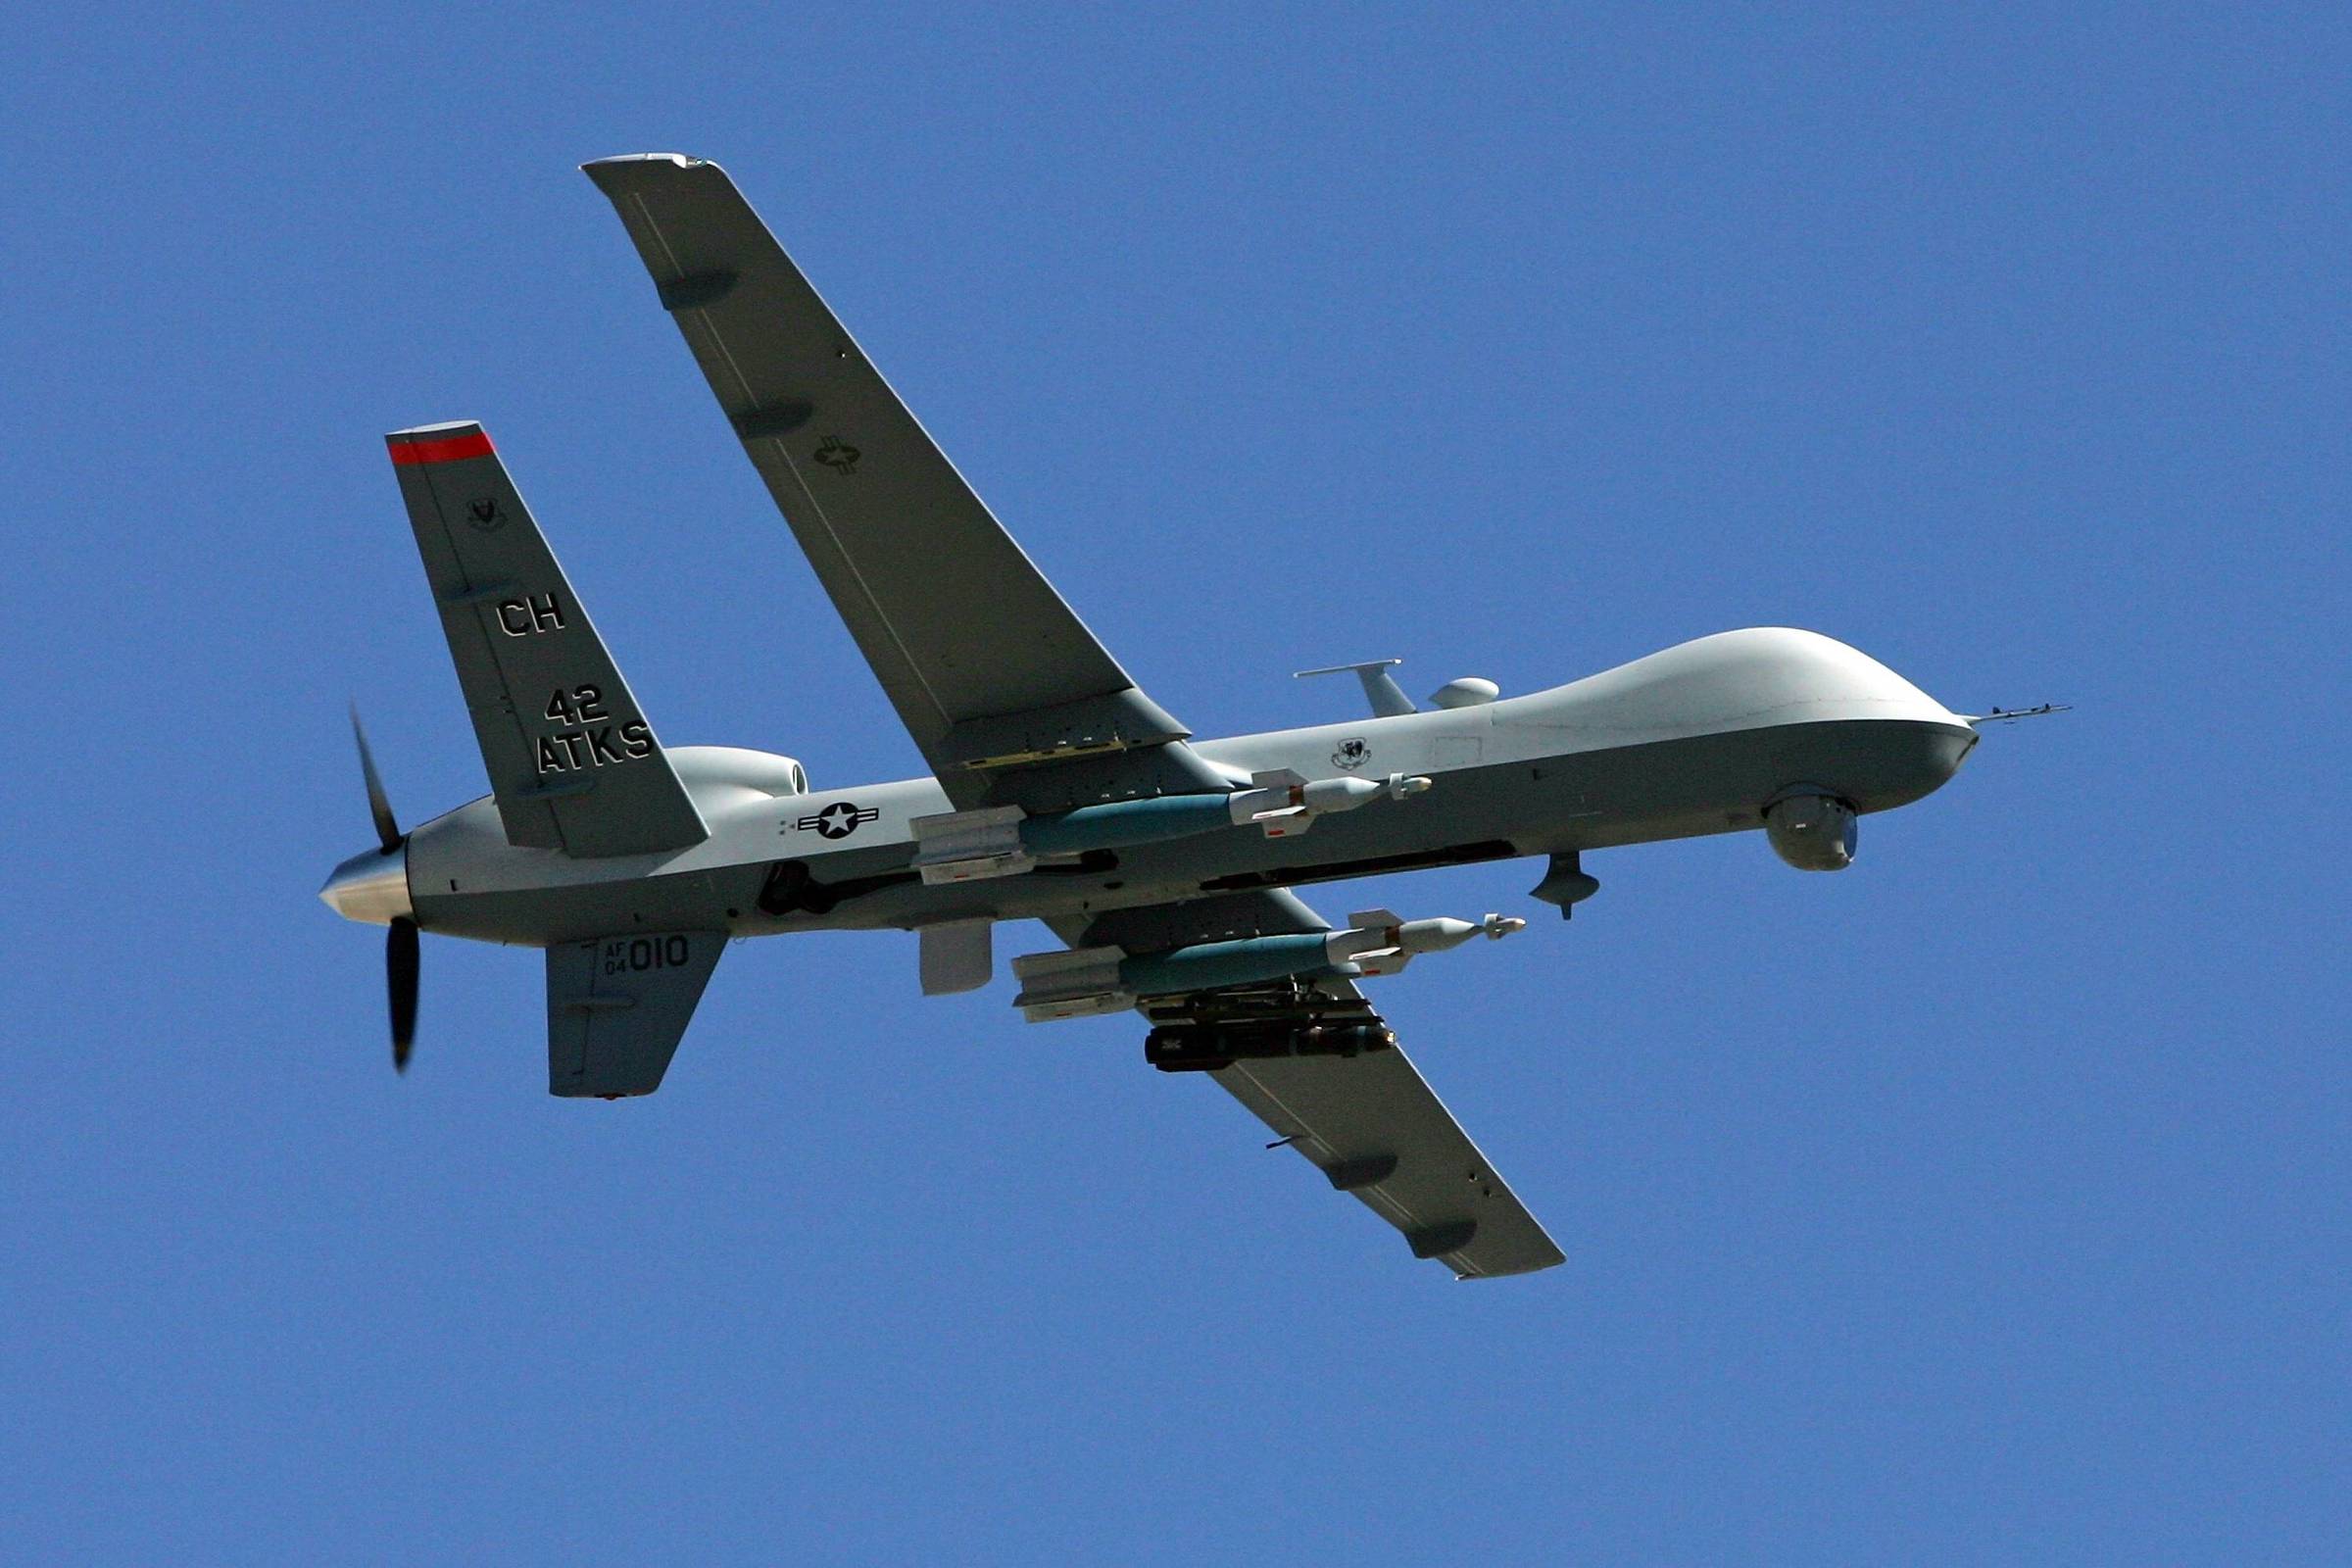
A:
[[4, 4, 2344, 1561]]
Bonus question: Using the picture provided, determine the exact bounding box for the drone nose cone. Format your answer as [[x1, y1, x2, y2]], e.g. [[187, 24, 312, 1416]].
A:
[[319, 844, 412, 926]]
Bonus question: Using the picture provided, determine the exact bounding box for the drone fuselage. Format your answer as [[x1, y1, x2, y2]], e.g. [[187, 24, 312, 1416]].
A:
[[329, 627, 1975, 949]]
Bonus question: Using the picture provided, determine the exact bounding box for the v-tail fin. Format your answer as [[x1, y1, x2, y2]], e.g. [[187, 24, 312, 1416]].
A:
[[386, 422, 708, 858]]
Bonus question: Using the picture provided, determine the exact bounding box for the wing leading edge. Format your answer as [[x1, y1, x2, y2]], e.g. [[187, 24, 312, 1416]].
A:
[[1063, 892, 1565, 1279], [582, 153, 1224, 813]]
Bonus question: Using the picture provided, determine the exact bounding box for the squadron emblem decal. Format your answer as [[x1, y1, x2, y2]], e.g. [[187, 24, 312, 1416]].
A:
[[1332, 737, 1371, 771], [796, 801, 880, 840], [466, 498, 507, 531]]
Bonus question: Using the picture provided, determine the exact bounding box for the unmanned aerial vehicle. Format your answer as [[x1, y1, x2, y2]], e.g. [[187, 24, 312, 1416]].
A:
[[323, 155, 2027, 1276]]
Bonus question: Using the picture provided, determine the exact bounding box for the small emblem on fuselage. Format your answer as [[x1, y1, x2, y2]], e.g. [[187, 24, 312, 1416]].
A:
[[812, 436, 861, 474], [796, 801, 879, 840], [1332, 737, 1371, 770]]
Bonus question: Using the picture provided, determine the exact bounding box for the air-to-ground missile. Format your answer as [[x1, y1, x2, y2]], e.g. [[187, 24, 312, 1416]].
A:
[[1010, 907, 1525, 1022], [910, 769, 1432, 884]]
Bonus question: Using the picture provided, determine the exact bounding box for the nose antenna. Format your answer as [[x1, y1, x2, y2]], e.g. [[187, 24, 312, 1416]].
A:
[[1965, 703, 2073, 725]]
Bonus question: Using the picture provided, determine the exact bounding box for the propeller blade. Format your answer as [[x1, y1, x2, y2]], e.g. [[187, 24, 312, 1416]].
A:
[[388, 916, 420, 1072], [349, 704, 402, 855]]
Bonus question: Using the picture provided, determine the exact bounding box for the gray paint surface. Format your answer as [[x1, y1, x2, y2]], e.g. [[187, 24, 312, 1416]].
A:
[[546, 930, 726, 1099], [582, 154, 1225, 814], [387, 421, 709, 858]]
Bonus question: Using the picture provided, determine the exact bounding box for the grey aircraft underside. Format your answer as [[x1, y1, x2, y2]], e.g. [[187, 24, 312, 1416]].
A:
[[321, 153, 2023, 1279]]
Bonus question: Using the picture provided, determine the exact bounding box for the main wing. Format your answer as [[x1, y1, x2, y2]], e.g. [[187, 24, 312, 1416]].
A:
[[583, 153, 1223, 812], [1061, 892, 1565, 1279]]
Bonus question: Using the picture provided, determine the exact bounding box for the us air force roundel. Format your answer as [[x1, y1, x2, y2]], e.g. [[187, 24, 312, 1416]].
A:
[[796, 801, 880, 840]]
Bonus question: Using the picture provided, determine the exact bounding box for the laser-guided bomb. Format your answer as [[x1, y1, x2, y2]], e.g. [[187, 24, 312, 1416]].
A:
[[1011, 907, 1528, 1023], [911, 768, 1432, 883]]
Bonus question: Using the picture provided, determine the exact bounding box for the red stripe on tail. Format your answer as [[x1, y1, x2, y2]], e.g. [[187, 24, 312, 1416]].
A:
[[387, 429, 495, 466]]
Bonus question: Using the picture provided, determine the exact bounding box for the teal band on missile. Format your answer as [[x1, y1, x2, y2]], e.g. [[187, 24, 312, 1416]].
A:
[[1020, 794, 1237, 856], [1117, 933, 1351, 997]]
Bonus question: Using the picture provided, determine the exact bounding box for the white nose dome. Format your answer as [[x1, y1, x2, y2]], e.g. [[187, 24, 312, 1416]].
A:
[[1517, 629, 1962, 743]]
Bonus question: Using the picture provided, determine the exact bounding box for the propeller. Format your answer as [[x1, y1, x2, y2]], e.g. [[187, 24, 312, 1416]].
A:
[[350, 706, 419, 1072], [351, 703, 401, 855], [388, 916, 419, 1072]]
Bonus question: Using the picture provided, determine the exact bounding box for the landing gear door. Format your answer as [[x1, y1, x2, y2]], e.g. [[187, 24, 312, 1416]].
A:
[[545, 931, 727, 1098]]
